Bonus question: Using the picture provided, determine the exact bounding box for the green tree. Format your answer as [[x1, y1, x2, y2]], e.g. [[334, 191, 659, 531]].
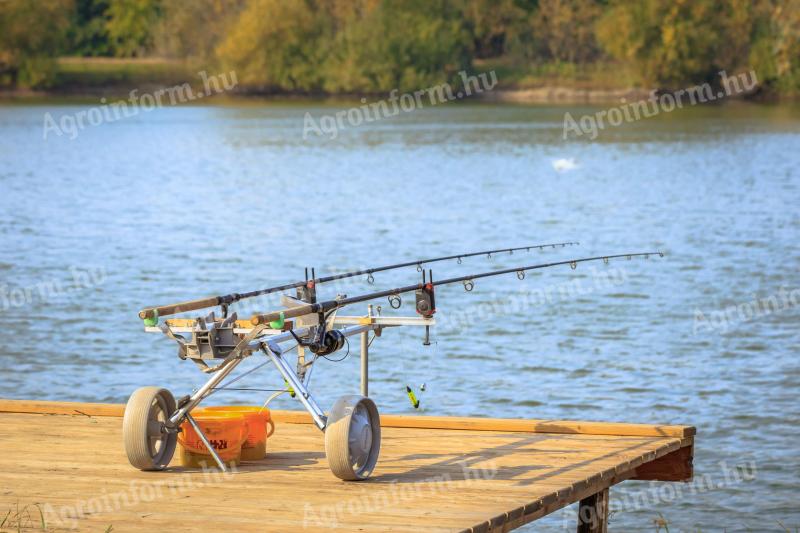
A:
[[528, 0, 603, 63], [596, 0, 724, 86], [0, 0, 73, 87], [156, 0, 246, 62], [216, 0, 471, 94], [324, 0, 472, 93], [460, 0, 529, 59], [750, 0, 800, 93], [215, 0, 335, 92], [105, 0, 162, 57], [68, 0, 113, 56]]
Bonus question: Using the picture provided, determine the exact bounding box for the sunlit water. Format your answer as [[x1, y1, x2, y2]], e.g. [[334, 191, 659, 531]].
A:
[[1, 99, 798, 531]]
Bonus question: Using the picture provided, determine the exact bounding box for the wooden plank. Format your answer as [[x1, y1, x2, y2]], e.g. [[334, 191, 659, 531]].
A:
[[576, 488, 609, 533], [632, 444, 694, 482], [0, 410, 693, 532], [0, 399, 696, 438], [0, 399, 124, 417], [378, 414, 695, 438]]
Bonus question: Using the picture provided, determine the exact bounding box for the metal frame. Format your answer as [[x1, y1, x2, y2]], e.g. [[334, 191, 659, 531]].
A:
[[131, 250, 661, 475], [147, 309, 433, 470]]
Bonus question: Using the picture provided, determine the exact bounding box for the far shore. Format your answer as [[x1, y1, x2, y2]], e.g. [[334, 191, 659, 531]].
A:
[[1, 86, 777, 106], [1, 57, 787, 105]]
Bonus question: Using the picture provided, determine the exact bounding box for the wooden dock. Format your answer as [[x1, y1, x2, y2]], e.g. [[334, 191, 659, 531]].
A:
[[0, 399, 694, 532]]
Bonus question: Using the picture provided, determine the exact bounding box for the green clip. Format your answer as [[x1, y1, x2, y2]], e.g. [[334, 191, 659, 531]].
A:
[[269, 311, 285, 330], [406, 385, 420, 409], [143, 309, 159, 327], [284, 378, 296, 398]]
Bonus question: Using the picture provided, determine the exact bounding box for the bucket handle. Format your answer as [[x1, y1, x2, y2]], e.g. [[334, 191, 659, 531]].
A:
[[178, 421, 250, 456], [266, 418, 275, 438]]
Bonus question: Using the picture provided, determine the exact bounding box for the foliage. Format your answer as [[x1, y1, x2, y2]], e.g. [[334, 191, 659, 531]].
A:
[[594, 0, 798, 90], [215, 0, 471, 93], [214, 0, 334, 92], [528, 0, 603, 64], [155, 0, 246, 61], [596, 0, 727, 86], [459, 0, 530, 59], [750, 0, 800, 93], [105, 0, 161, 57], [0, 0, 73, 87], [68, 0, 112, 56], [319, 0, 472, 93], [1, 0, 799, 95]]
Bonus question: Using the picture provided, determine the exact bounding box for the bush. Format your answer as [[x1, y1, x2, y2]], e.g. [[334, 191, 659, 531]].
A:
[[215, 0, 472, 94], [0, 0, 73, 87]]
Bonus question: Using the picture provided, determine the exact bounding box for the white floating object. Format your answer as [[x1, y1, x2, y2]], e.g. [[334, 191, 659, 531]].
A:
[[552, 158, 578, 172]]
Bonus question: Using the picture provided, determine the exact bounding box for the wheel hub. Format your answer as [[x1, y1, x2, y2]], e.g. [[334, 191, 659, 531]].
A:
[[349, 406, 373, 466]]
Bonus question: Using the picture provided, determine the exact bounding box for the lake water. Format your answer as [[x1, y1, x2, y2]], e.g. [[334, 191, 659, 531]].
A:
[[0, 99, 798, 531]]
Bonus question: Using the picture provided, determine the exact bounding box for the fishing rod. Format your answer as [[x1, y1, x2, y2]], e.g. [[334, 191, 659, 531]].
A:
[[138, 241, 579, 320], [127, 248, 665, 479], [250, 251, 664, 327]]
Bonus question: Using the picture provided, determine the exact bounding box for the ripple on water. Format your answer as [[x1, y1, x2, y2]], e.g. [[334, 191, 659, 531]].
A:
[[515, 399, 544, 407], [557, 403, 601, 410], [617, 387, 649, 394], [650, 403, 687, 412], [450, 353, 503, 362], [519, 365, 565, 374], [736, 343, 767, 352]]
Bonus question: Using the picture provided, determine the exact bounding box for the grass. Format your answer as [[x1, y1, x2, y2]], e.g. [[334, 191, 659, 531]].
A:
[[10, 56, 643, 97], [653, 512, 670, 532], [0, 502, 46, 532], [474, 57, 644, 91], [54, 57, 194, 90]]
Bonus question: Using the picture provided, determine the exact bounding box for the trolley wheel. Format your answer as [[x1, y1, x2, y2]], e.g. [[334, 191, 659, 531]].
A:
[[123, 386, 178, 471], [324, 395, 381, 481]]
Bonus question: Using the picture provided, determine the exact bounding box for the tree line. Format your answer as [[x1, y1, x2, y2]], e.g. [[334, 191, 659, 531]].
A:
[[1, 0, 798, 95]]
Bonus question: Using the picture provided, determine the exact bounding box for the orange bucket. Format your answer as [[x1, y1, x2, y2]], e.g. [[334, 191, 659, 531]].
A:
[[202, 406, 274, 461], [178, 413, 249, 468]]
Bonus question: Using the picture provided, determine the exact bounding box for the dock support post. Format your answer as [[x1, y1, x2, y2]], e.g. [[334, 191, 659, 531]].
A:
[[576, 488, 608, 533]]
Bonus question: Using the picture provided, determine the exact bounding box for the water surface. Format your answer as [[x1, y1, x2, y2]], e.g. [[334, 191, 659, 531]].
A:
[[1, 99, 798, 531]]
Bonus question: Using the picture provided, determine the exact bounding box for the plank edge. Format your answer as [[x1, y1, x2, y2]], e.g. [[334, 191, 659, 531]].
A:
[[0, 398, 696, 437]]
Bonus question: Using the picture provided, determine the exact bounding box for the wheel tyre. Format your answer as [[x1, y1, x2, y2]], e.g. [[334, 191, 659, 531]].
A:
[[324, 395, 381, 481], [123, 386, 178, 471]]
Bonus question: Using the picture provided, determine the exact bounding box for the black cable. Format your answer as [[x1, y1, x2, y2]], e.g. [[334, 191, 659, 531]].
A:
[[322, 335, 350, 363]]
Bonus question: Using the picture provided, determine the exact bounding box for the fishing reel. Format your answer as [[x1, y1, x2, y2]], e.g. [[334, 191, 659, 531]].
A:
[[309, 329, 345, 356], [289, 312, 346, 357]]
